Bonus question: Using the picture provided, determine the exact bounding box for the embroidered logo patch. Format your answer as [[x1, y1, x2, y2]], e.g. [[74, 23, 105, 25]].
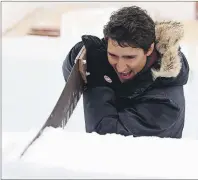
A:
[[104, 75, 112, 83]]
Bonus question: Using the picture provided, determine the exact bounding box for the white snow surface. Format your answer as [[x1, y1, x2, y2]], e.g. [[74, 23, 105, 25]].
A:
[[2, 35, 198, 178], [3, 128, 198, 179]]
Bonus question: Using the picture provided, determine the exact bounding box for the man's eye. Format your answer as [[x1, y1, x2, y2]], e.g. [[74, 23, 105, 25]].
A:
[[109, 53, 116, 57], [125, 56, 135, 59], [108, 53, 118, 58]]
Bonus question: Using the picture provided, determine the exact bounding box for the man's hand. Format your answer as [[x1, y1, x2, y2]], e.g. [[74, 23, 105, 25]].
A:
[[77, 46, 88, 84], [78, 35, 108, 88]]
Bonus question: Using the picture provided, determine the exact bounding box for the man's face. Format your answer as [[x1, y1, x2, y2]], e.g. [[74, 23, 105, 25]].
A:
[[107, 38, 154, 82]]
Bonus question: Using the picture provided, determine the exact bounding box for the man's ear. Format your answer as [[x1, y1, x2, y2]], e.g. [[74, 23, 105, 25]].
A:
[[146, 43, 155, 56]]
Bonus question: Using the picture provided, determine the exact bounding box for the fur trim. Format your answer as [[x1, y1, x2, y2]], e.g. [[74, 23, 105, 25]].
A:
[[151, 21, 184, 80]]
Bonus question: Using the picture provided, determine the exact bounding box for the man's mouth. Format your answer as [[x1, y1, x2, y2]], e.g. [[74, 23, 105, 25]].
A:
[[119, 70, 134, 80]]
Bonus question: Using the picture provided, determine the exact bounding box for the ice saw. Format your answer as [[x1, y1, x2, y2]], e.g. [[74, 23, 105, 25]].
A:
[[20, 46, 86, 158]]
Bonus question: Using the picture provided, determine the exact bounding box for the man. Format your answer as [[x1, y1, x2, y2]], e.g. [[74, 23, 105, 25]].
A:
[[62, 6, 189, 138]]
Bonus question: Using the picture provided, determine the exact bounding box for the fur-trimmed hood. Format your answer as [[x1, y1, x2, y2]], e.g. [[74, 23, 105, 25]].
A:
[[151, 21, 189, 84]]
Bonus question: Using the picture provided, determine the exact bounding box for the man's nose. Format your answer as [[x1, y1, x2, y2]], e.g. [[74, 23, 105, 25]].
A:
[[116, 59, 127, 73]]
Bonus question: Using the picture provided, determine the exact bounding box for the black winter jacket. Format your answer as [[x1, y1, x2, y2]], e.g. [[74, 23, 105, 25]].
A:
[[62, 21, 189, 138]]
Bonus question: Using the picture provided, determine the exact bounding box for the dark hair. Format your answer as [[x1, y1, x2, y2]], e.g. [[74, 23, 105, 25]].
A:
[[103, 6, 155, 52]]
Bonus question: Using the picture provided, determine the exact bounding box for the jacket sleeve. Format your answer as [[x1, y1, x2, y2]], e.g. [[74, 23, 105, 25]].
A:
[[83, 86, 183, 138], [62, 41, 84, 82]]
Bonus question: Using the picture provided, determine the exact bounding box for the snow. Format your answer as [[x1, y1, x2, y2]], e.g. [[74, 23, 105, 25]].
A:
[[2, 12, 198, 179], [2, 36, 84, 132], [61, 8, 117, 42], [3, 128, 198, 179]]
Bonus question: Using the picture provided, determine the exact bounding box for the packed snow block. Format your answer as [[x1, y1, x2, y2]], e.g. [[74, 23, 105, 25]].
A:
[[3, 128, 198, 179], [2, 37, 69, 132], [2, 160, 136, 179], [60, 8, 117, 42]]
